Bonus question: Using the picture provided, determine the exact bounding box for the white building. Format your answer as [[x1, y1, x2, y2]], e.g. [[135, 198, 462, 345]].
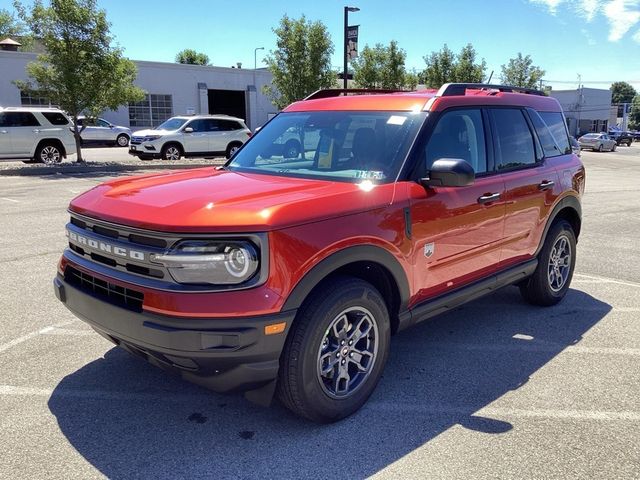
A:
[[550, 88, 612, 137], [0, 50, 278, 131]]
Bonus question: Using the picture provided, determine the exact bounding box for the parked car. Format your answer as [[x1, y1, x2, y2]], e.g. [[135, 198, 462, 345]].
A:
[[578, 133, 617, 151], [55, 83, 584, 423], [129, 114, 251, 160], [0, 106, 75, 164], [76, 116, 131, 147], [570, 136, 581, 156], [608, 130, 633, 146]]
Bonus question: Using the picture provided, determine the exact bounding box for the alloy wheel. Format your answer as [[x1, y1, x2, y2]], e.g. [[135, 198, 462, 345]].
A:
[[164, 146, 180, 160], [40, 146, 60, 165], [548, 234, 572, 292], [316, 307, 379, 398]]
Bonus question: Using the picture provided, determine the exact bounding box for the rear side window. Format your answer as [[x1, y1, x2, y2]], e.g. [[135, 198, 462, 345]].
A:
[[539, 112, 571, 155], [490, 109, 536, 170], [0, 111, 40, 127], [218, 120, 243, 131], [425, 109, 487, 174], [42, 112, 69, 126]]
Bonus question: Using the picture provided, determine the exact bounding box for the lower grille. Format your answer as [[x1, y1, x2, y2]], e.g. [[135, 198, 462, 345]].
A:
[[65, 266, 144, 312]]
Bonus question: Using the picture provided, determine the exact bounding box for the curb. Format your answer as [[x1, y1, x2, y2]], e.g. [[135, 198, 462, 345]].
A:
[[0, 162, 222, 177]]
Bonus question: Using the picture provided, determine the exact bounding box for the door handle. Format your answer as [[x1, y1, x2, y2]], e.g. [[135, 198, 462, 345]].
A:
[[538, 180, 555, 191], [0, 130, 7, 134], [478, 192, 501, 204], [33, 129, 40, 133]]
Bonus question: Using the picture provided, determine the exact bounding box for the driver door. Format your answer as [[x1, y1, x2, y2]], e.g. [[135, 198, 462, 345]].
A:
[[181, 119, 209, 153]]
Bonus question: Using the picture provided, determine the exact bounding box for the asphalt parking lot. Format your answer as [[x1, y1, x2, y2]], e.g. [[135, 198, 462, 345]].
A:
[[0, 147, 639, 479]]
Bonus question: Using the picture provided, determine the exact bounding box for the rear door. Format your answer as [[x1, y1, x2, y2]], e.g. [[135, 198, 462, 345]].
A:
[[0, 112, 15, 156], [409, 108, 507, 301], [4, 112, 41, 156], [489, 108, 561, 268]]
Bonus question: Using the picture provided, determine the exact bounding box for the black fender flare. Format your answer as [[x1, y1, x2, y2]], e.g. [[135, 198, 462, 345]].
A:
[[535, 195, 582, 256], [281, 245, 411, 313]]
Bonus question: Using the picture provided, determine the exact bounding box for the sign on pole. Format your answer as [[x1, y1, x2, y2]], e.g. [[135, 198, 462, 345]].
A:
[[347, 25, 359, 60]]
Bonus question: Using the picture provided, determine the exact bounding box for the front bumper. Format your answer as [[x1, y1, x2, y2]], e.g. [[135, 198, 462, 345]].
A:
[[53, 274, 295, 394], [129, 144, 159, 158]]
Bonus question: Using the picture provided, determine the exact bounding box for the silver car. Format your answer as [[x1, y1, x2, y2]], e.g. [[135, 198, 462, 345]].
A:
[[77, 116, 131, 147], [578, 133, 616, 152]]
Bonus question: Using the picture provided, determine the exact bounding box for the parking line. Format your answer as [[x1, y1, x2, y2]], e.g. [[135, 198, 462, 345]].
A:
[[406, 341, 640, 356], [574, 273, 640, 288], [0, 197, 19, 203], [0, 320, 75, 354]]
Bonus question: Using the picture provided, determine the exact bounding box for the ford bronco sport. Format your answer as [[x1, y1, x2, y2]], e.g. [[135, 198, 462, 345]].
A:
[[54, 84, 585, 423]]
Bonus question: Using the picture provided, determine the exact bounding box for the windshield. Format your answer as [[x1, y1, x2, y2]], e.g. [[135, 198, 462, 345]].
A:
[[583, 133, 599, 138], [156, 118, 187, 130], [228, 111, 426, 183]]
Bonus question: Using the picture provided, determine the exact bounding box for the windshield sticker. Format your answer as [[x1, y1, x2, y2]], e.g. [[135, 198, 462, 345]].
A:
[[387, 115, 407, 126], [355, 170, 386, 180]]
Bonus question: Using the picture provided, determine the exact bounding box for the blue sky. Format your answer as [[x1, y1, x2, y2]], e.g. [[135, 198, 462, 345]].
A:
[[9, 0, 640, 91]]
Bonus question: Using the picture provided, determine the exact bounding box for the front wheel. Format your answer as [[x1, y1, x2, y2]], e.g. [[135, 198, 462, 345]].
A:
[[277, 277, 390, 423], [161, 144, 181, 161], [519, 220, 576, 306], [612, 143, 617, 152], [598, 144, 604, 152]]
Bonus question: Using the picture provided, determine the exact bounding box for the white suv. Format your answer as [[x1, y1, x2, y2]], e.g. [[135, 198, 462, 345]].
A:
[[0, 107, 76, 164], [129, 114, 251, 160]]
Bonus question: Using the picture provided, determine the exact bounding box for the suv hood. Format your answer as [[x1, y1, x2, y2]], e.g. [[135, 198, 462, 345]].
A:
[[69, 167, 395, 232]]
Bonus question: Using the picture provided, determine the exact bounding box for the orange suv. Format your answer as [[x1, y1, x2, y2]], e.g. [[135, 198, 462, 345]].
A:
[[54, 83, 585, 423]]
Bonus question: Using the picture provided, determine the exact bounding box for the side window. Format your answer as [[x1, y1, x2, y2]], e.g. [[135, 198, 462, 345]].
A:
[[4, 112, 40, 127], [0, 113, 7, 127], [205, 119, 221, 132], [96, 118, 110, 127], [219, 120, 242, 131], [527, 108, 562, 158], [491, 109, 536, 170], [186, 119, 206, 132], [425, 109, 487, 174], [42, 112, 70, 126], [539, 111, 571, 154]]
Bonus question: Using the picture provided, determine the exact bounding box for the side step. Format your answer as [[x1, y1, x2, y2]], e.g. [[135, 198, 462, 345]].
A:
[[399, 259, 538, 331]]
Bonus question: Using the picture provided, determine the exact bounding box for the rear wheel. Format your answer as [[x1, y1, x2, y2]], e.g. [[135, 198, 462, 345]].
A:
[[519, 220, 576, 306], [612, 143, 617, 152], [226, 142, 242, 159], [277, 277, 390, 423], [36, 143, 62, 165], [283, 139, 301, 159], [116, 134, 129, 147]]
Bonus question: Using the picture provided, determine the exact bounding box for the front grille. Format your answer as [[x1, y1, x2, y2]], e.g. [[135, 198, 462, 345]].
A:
[[65, 266, 144, 312], [130, 136, 144, 145]]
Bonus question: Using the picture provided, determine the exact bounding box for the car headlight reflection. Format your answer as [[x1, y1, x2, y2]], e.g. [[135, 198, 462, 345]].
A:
[[150, 240, 259, 285]]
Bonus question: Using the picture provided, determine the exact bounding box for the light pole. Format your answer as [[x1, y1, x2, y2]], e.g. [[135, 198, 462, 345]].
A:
[[343, 6, 359, 89], [254, 46, 265, 89]]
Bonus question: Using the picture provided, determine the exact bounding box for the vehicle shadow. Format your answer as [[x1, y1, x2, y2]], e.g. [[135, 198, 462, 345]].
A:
[[48, 286, 611, 479]]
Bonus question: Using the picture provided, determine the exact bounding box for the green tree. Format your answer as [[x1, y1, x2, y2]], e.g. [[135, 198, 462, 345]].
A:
[[628, 95, 640, 130], [14, 0, 144, 162], [500, 53, 545, 88], [0, 7, 33, 49], [610, 81, 637, 104], [421, 44, 486, 88], [353, 41, 409, 89], [175, 48, 210, 65], [263, 14, 334, 110]]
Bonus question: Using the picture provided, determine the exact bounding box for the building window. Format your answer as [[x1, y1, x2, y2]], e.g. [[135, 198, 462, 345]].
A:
[[128, 94, 173, 127], [20, 90, 54, 107], [590, 120, 598, 132]]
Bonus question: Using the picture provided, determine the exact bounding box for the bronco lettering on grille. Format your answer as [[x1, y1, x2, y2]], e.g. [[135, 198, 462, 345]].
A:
[[67, 230, 145, 261]]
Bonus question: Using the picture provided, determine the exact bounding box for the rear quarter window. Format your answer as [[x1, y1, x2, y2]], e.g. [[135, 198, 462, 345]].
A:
[[539, 111, 571, 155], [42, 112, 70, 126]]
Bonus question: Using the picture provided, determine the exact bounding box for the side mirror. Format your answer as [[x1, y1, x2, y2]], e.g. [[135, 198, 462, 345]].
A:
[[183, 127, 193, 133], [420, 158, 475, 188]]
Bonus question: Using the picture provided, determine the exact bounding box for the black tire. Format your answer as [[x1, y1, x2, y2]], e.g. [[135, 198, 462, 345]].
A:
[[161, 143, 182, 161], [277, 276, 390, 423], [35, 142, 63, 165], [598, 144, 604, 152], [612, 143, 617, 152], [225, 142, 242, 159], [283, 139, 301, 159], [116, 134, 129, 147], [519, 220, 576, 306]]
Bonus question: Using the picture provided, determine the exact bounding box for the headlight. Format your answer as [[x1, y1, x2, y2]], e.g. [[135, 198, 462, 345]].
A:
[[143, 135, 162, 142], [150, 240, 259, 285]]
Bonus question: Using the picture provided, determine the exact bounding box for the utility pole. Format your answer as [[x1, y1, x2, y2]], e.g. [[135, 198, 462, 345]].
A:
[[576, 74, 582, 136], [343, 6, 360, 89], [622, 103, 630, 131]]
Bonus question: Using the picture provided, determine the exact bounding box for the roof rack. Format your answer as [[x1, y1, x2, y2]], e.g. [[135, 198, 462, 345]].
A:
[[436, 83, 545, 97], [304, 88, 407, 101]]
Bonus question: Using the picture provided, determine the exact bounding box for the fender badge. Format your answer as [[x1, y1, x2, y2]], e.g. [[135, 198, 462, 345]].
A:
[[424, 242, 435, 258]]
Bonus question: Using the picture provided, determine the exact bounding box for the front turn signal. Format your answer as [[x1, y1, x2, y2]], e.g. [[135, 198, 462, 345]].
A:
[[264, 322, 287, 335]]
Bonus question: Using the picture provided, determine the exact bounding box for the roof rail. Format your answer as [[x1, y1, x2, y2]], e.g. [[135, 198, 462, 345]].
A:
[[304, 88, 407, 101], [436, 83, 545, 97]]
